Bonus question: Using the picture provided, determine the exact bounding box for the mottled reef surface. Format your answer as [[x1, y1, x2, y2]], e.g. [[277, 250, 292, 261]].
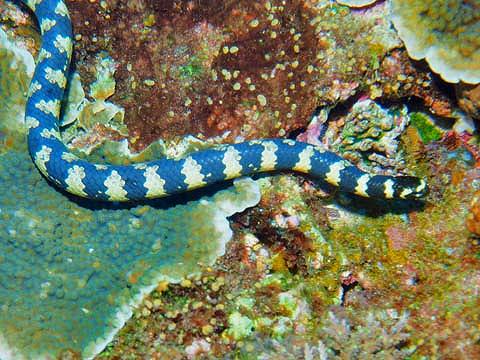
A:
[[1, 0, 480, 359]]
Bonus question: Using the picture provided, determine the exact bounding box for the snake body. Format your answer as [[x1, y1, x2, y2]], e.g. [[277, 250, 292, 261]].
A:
[[21, 0, 427, 202]]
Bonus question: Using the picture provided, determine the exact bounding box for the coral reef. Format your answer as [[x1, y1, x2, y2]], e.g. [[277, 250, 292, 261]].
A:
[[61, 62, 129, 154], [327, 99, 410, 174], [93, 114, 480, 358], [0, 132, 260, 357], [391, 0, 480, 84], [376, 49, 455, 118], [317, 309, 412, 359], [61, 0, 452, 152], [1, 0, 479, 358]]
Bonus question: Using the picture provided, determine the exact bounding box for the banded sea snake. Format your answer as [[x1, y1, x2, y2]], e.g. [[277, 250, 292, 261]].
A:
[[21, 0, 427, 202]]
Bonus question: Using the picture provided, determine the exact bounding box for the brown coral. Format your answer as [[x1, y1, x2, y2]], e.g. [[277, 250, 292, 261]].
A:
[[456, 83, 480, 121]]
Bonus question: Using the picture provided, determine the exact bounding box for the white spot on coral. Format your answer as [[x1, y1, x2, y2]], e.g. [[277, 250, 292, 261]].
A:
[[34, 145, 52, 176], [181, 157, 206, 189], [260, 141, 278, 171], [354, 174, 371, 197], [104, 170, 128, 201], [143, 165, 166, 198], [383, 179, 395, 199], [94, 164, 108, 170], [325, 161, 345, 186], [222, 147, 243, 179], [45, 67, 66, 88], [65, 165, 87, 197], [35, 99, 60, 116], [293, 146, 314, 173], [40, 18, 57, 33]]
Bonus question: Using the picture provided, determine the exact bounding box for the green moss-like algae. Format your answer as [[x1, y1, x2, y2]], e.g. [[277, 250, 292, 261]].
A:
[[0, 141, 260, 358], [409, 112, 443, 144]]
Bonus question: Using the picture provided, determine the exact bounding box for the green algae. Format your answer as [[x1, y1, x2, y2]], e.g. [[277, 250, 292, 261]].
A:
[[179, 57, 204, 80], [409, 112, 443, 144], [227, 312, 255, 341], [229, 157, 478, 357]]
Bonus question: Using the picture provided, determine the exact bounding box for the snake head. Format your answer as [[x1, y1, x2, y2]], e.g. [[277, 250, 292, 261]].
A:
[[395, 177, 428, 199]]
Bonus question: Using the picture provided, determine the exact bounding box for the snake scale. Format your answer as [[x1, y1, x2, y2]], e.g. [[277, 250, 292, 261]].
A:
[[21, 0, 427, 202]]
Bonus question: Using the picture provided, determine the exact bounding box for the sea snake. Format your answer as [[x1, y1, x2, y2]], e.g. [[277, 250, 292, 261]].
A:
[[21, 0, 427, 202]]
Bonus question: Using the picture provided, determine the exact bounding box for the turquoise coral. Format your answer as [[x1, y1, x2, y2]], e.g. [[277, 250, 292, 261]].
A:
[[0, 137, 260, 358], [391, 0, 480, 84]]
